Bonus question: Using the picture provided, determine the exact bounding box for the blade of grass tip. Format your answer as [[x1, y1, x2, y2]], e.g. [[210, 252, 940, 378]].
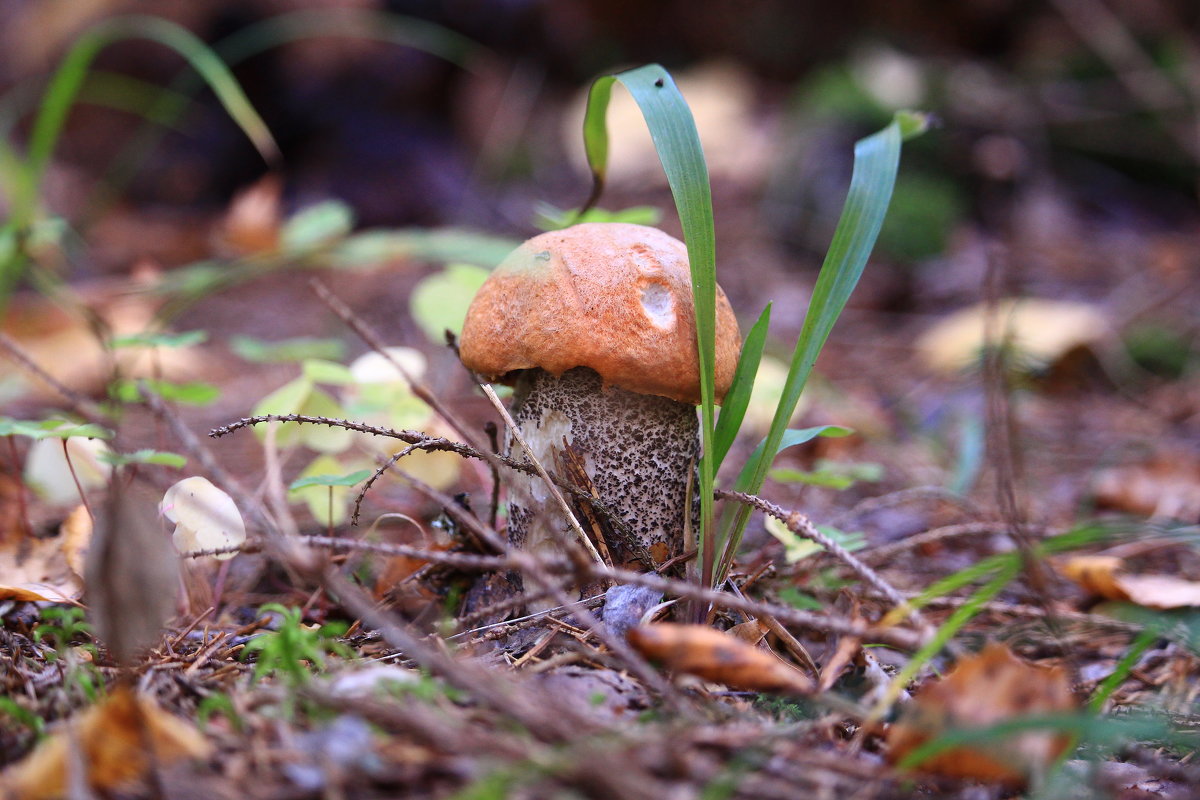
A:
[[716, 113, 920, 580], [712, 304, 770, 472], [579, 77, 615, 214], [579, 64, 720, 595], [18, 14, 278, 229]]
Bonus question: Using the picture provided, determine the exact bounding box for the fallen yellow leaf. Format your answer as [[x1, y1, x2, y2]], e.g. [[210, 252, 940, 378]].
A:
[[1, 687, 211, 800], [1060, 554, 1200, 609], [917, 298, 1109, 374]]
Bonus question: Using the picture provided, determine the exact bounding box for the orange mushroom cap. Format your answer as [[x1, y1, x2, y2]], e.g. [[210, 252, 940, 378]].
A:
[[459, 223, 742, 404]]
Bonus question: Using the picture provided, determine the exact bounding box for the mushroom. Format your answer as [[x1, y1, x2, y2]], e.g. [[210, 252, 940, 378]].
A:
[[459, 223, 741, 577]]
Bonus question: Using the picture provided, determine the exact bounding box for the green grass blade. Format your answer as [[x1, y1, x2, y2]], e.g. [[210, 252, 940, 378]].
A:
[[580, 64, 720, 590], [717, 113, 919, 578], [712, 304, 770, 471], [20, 14, 278, 221], [86, 9, 477, 219], [215, 8, 477, 67], [872, 559, 1021, 717], [3, 14, 279, 312], [1089, 627, 1156, 712]]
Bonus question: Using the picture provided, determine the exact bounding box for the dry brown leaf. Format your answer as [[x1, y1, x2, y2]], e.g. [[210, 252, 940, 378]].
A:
[[1093, 454, 1200, 521], [1059, 554, 1200, 609], [627, 623, 813, 695], [1, 282, 204, 402], [0, 509, 85, 602], [887, 643, 1075, 784], [218, 175, 282, 255], [59, 505, 92, 578], [818, 635, 862, 693], [917, 298, 1109, 375], [725, 618, 769, 646], [0, 470, 26, 545], [0, 686, 211, 800]]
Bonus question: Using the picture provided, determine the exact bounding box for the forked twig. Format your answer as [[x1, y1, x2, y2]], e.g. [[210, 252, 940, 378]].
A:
[[210, 412, 648, 548]]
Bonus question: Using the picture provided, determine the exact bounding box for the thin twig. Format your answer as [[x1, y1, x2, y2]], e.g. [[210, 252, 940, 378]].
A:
[[391, 465, 690, 708], [858, 520, 1047, 564], [483, 420, 501, 530], [187, 512, 928, 651], [210, 412, 646, 547], [0, 330, 109, 422], [718, 490, 935, 637]]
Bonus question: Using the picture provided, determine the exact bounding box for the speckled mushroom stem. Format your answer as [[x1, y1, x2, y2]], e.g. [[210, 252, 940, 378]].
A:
[[506, 367, 699, 572]]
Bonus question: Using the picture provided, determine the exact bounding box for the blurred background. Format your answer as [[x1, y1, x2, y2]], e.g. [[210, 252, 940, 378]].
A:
[[2, 0, 1198, 533]]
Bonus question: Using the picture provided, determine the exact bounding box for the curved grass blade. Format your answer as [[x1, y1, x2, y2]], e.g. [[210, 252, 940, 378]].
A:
[[2, 15, 280, 311], [82, 9, 480, 241], [716, 113, 925, 581], [18, 14, 279, 224], [216, 9, 477, 70], [712, 304, 770, 471], [580, 64, 719, 589]]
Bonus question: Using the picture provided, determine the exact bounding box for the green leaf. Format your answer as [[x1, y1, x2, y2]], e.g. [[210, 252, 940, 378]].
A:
[[330, 228, 518, 269], [109, 330, 208, 349], [280, 200, 354, 252], [777, 587, 824, 612], [532, 202, 661, 231], [718, 113, 915, 582], [735, 425, 854, 484], [288, 456, 363, 525], [769, 459, 884, 489], [289, 469, 372, 490], [301, 359, 355, 386], [895, 110, 934, 141], [230, 335, 347, 364], [410, 262, 490, 343], [712, 304, 770, 471], [111, 378, 220, 405], [0, 418, 113, 440], [252, 378, 352, 453], [765, 518, 866, 563], [99, 449, 187, 468], [582, 63, 719, 588]]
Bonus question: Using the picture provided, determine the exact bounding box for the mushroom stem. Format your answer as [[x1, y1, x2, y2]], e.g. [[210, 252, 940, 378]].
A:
[[506, 367, 699, 573]]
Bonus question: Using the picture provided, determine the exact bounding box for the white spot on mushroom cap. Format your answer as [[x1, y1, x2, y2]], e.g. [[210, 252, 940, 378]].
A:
[[640, 282, 676, 330]]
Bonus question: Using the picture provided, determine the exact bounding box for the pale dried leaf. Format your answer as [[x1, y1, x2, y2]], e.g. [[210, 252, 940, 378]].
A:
[[0, 509, 84, 602], [59, 505, 91, 578], [917, 298, 1109, 374], [1093, 454, 1200, 521], [1059, 554, 1200, 609], [161, 477, 246, 559]]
